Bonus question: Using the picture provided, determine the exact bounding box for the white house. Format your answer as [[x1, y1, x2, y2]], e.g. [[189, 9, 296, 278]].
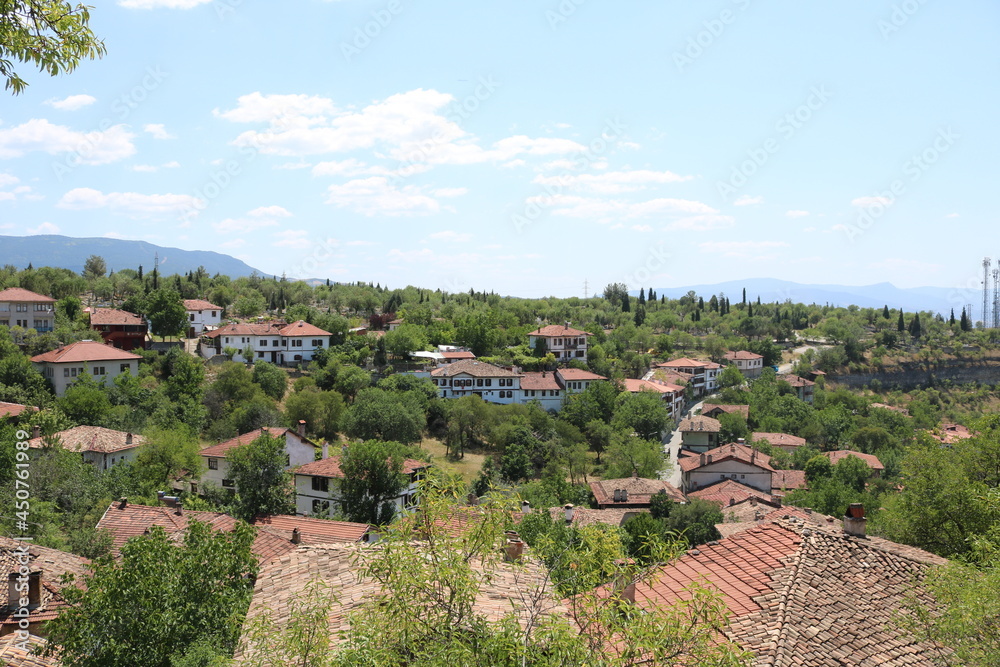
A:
[[30, 340, 141, 396], [654, 357, 721, 396], [519, 371, 564, 411], [27, 425, 144, 470], [430, 359, 523, 403], [555, 368, 606, 394], [679, 443, 775, 495], [198, 424, 319, 494], [202, 320, 332, 365], [527, 323, 592, 362], [723, 350, 764, 379], [0, 287, 55, 333], [293, 455, 428, 517], [183, 299, 222, 337], [622, 378, 686, 422]]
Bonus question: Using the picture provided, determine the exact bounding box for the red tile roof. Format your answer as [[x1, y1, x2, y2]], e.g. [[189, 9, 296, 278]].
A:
[[622, 378, 684, 394], [0, 287, 55, 303], [199, 427, 309, 458], [183, 299, 221, 311], [295, 455, 427, 479], [28, 426, 144, 454], [752, 432, 806, 448], [203, 321, 287, 338], [688, 479, 776, 508], [678, 414, 721, 433], [701, 404, 750, 419], [779, 374, 815, 388], [0, 536, 90, 631], [520, 371, 561, 391], [556, 368, 606, 381], [823, 450, 884, 471], [0, 633, 61, 666], [0, 401, 29, 418], [278, 320, 332, 337], [441, 350, 476, 360], [30, 340, 142, 363], [590, 475, 686, 506], [656, 356, 715, 369], [89, 308, 145, 326], [771, 469, 807, 491], [430, 359, 522, 378], [927, 422, 974, 444], [679, 442, 773, 473], [251, 515, 369, 543], [724, 350, 763, 361], [527, 324, 592, 337]]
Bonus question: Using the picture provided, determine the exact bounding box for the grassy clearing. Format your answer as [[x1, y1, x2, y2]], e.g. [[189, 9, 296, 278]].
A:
[[420, 437, 486, 484]]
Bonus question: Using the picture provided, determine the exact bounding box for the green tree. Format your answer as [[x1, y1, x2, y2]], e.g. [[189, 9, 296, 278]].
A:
[[226, 432, 294, 521], [383, 323, 427, 359], [804, 454, 833, 483], [45, 520, 258, 667], [337, 440, 410, 525], [332, 365, 370, 402], [144, 288, 187, 339], [717, 363, 745, 389], [832, 453, 871, 493], [342, 387, 425, 444], [82, 254, 106, 281], [603, 432, 664, 479], [284, 387, 344, 442], [57, 371, 112, 425], [1, 0, 105, 94], [663, 498, 723, 548], [133, 427, 202, 494], [611, 390, 670, 441], [717, 410, 749, 444], [58, 294, 83, 321], [252, 361, 287, 401]]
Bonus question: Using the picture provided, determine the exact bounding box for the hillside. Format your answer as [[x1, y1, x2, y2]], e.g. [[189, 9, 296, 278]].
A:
[[0, 235, 264, 277]]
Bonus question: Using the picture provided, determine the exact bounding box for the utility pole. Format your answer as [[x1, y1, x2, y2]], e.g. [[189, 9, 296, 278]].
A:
[[583, 279, 589, 299]]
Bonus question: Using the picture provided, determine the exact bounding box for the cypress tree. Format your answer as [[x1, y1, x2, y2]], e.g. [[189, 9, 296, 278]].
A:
[[882, 305, 890, 320], [747, 302, 753, 317], [742, 288, 746, 305], [897, 310, 905, 332], [639, 288, 646, 304], [949, 308, 956, 326]]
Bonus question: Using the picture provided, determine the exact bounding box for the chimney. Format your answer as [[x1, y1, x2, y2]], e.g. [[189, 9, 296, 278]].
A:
[[563, 503, 575, 524], [844, 503, 866, 538], [700, 453, 706, 466], [749, 497, 757, 507], [729, 497, 735, 506], [467, 492, 479, 506], [632, 468, 638, 479], [119, 497, 128, 510], [707, 455, 713, 464], [291, 527, 301, 544], [126, 432, 133, 446], [322, 442, 329, 459], [737, 437, 745, 445], [504, 535, 525, 562], [521, 500, 531, 514], [297, 420, 306, 437], [564, 321, 570, 330]]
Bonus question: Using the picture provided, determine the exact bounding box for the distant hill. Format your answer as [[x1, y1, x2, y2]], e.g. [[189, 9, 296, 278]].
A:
[[644, 279, 962, 318], [0, 235, 264, 277]]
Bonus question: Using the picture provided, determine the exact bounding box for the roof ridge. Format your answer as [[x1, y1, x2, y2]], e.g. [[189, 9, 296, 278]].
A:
[[759, 521, 810, 667]]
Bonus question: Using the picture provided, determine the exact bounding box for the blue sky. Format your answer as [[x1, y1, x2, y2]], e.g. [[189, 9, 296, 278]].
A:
[[1, 0, 998, 298]]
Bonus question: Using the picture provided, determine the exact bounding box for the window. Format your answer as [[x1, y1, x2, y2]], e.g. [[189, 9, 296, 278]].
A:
[[211, 311, 217, 317], [486, 379, 492, 386], [70, 368, 78, 377], [63, 368, 70, 378], [311, 339, 323, 346], [208, 458, 218, 470], [35, 304, 47, 311], [476, 379, 483, 387], [292, 339, 303, 347], [190, 314, 195, 322], [222, 479, 235, 488], [93, 366, 105, 376], [120, 363, 129, 373], [312, 499, 331, 514], [15, 304, 27, 312], [258, 352, 265, 358], [311, 476, 329, 492], [260, 339, 267, 346]]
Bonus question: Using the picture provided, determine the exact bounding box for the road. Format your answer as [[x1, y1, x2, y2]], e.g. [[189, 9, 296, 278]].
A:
[[777, 344, 823, 374], [661, 397, 706, 489]]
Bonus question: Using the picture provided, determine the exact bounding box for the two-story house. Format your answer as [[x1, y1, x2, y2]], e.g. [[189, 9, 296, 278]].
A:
[[679, 442, 809, 496], [677, 415, 722, 453], [723, 350, 764, 379], [198, 424, 319, 494], [654, 358, 721, 396], [202, 320, 332, 365], [780, 374, 815, 403], [183, 299, 222, 337], [527, 323, 592, 362], [31, 340, 141, 396], [293, 454, 428, 517], [89, 308, 148, 351], [27, 425, 144, 470], [430, 359, 523, 403], [0, 287, 55, 333], [623, 378, 686, 422], [519, 371, 565, 411], [555, 368, 606, 394]]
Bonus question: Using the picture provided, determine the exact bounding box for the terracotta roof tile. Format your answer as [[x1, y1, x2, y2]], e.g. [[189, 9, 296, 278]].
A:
[[0, 287, 55, 303], [277, 320, 332, 337], [555, 368, 606, 381], [724, 350, 763, 361], [203, 321, 287, 339], [199, 427, 311, 459], [823, 450, 884, 471], [689, 479, 776, 508], [0, 633, 61, 666], [771, 469, 808, 491], [27, 426, 144, 454], [779, 374, 815, 388], [679, 443, 774, 473], [590, 475, 685, 506], [251, 515, 369, 543], [678, 415, 722, 433], [30, 340, 142, 363], [183, 299, 221, 311], [702, 404, 750, 419], [0, 401, 30, 418], [440, 350, 476, 360], [0, 537, 90, 632], [752, 432, 806, 448], [89, 308, 145, 326], [527, 324, 591, 337], [520, 372, 562, 391], [622, 378, 684, 394], [294, 455, 427, 479], [430, 359, 522, 378]]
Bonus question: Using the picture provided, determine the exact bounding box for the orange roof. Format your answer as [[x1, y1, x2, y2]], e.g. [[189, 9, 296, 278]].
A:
[[824, 450, 884, 471], [779, 374, 815, 388], [251, 515, 369, 543], [200, 427, 309, 458], [679, 442, 773, 473], [203, 321, 287, 338], [430, 359, 522, 378], [28, 426, 144, 454], [0, 537, 90, 632], [771, 469, 807, 491], [724, 350, 763, 361], [656, 357, 721, 370], [0, 287, 55, 303], [89, 308, 145, 326], [441, 350, 476, 360], [183, 299, 221, 311], [678, 415, 721, 433], [0, 401, 29, 418], [527, 324, 591, 337], [295, 455, 428, 479], [590, 475, 686, 506], [30, 340, 142, 364], [688, 479, 776, 508], [520, 371, 561, 391], [556, 368, 606, 381], [278, 320, 333, 337], [623, 378, 684, 394], [702, 404, 750, 419], [752, 432, 806, 448]]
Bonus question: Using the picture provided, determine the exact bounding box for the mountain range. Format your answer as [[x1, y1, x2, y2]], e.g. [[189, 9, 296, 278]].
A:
[[0, 235, 263, 278]]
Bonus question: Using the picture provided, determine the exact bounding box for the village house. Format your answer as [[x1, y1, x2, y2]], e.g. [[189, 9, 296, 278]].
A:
[[621, 512, 950, 665], [429, 359, 523, 403], [88, 307, 148, 351], [202, 320, 332, 365], [0, 401, 30, 421], [653, 357, 721, 396], [927, 422, 974, 445], [183, 299, 222, 337], [293, 452, 429, 518], [687, 478, 779, 510], [752, 431, 806, 453], [823, 450, 885, 477], [0, 537, 90, 638], [780, 374, 815, 403], [677, 414, 722, 453], [26, 426, 144, 471], [527, 322, 592, 362], [701, 404, 749, 421], [556, 367, 606, 394], [622, 378, 685, 421], [519, 371, 565, 411], [197, 424, 318, 495], [589, 472, 685, 510], [679, 442, 775, 495], [0, 287, 55, 333], [30, 340, 141, 396], [723, 350, 764, 379]]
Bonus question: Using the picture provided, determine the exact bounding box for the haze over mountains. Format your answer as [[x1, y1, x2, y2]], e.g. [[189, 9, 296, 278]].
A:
[[0, 235, 263, 278]]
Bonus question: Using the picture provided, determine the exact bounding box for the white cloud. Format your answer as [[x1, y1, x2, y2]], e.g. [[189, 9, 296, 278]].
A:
[[119, 0, 212, 8], [144, 124, 175, 140], [432, 187, 467, 198], [946, 212, 959, 218], [325, 177, 445, 217], [44, 94, 97, 111], [0, 119, 135, 164], [130, 160, 181, 173], [699, 240, 790, 257], [214, 205, 292, 233], [215, 91, 338, 124], [249, 205, 292, 218], [273, 230, 311, 249], [852, 196, 892, 208], [26, 222, 60, 235], [785, 210, 810, 218], [57, 188, 203, 219], [428, 230, 472, 243], [275, 162, 312, 170], [533, 169, 692, 195], [630, 224, 653, 232], [528, 193, 717, 222], [734, 195, 763, 206], [667, 214, 736, 231], [0, 173, 38, 202]]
